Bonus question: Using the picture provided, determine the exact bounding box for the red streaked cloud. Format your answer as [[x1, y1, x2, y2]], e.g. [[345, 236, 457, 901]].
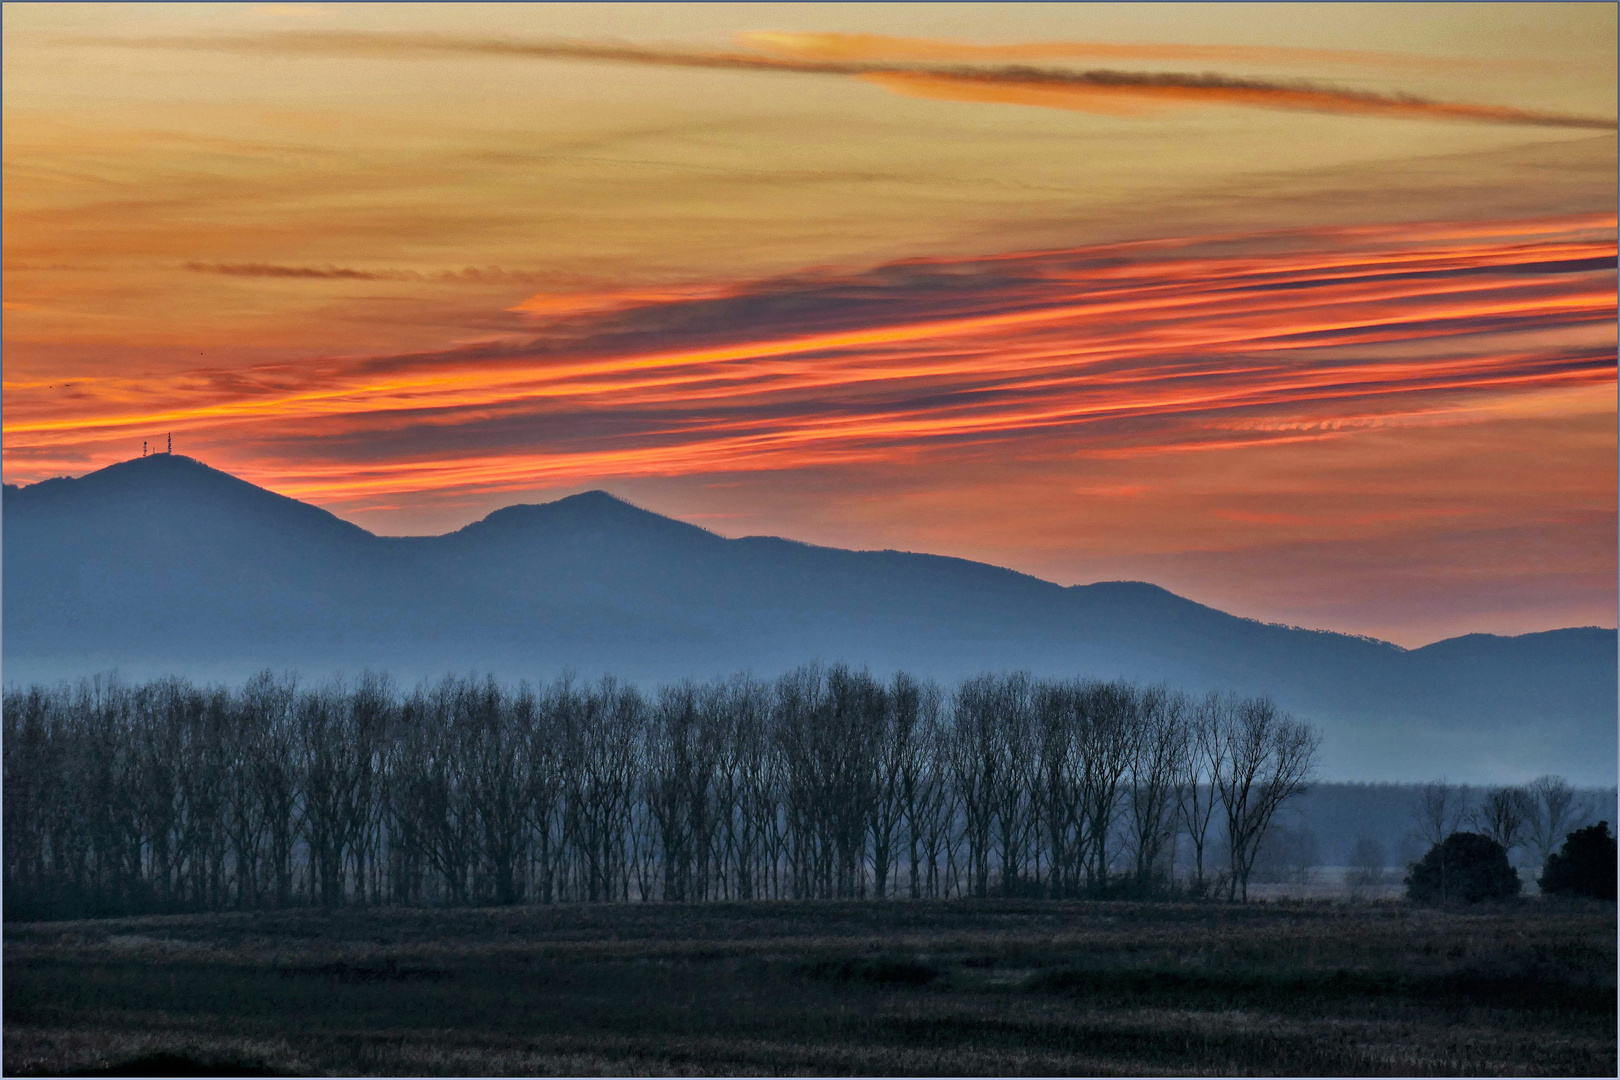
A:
[[5, 213, 1613, 514]]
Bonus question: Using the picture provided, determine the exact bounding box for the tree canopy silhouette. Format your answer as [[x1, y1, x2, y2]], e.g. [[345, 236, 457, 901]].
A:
[[2, 667, 1319, 919], [1538, 821, 1617, 900], [1405, 832, 1521, 905]]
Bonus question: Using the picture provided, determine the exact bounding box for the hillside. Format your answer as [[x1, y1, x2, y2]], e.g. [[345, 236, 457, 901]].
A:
[[4, 454, 1614, 783]]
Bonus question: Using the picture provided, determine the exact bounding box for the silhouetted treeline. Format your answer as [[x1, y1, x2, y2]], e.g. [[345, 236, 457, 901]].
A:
[[2, 667, 1318, 920]]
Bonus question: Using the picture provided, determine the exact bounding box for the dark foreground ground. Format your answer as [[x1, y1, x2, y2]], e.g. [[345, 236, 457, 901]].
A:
[[4, 899, 1614, 1077]]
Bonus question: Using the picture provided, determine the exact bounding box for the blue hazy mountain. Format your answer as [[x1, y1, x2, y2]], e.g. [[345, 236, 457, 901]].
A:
[[4, 454, 1614, 783]]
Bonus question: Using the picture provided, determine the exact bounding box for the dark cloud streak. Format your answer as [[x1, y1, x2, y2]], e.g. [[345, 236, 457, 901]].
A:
[[185, 262, 561, 283], [100, 31, 1616, 130], [188, 262, 403, 280]]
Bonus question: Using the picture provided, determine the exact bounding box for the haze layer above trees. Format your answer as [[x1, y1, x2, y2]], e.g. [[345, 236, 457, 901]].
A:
[[4, 454, 1614, 783]]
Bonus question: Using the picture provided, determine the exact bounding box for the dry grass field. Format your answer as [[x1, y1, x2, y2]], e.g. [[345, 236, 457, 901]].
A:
[[4, 899, 1614, 1076]]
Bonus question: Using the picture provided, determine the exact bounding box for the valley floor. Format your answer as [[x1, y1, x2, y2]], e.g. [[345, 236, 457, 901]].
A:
[[4, 899, 1614, 1077]]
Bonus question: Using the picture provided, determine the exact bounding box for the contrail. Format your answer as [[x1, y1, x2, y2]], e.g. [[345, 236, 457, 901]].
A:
[[100, 31, 1615, 129]]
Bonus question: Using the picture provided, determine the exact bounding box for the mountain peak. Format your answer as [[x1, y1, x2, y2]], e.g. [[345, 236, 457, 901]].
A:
[[451, 488, 720, 546], [5, 453, 372, 541], [550, 489, 641, 511], [116, 451, 203, 468], [11, 452, 208, 493]]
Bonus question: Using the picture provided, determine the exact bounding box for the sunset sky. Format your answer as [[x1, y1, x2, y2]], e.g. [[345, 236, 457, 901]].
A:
[[4, 2, 1615, 646]]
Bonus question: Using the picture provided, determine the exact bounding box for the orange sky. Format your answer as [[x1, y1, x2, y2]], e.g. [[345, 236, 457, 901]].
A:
[[4, 3, 1616, 646]]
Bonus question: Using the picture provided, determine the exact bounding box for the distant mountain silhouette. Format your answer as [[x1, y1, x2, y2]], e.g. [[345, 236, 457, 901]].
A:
[[5, 454, 1614, 783]]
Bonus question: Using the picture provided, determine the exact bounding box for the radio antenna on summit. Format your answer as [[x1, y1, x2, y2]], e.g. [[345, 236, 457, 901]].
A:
[[167, 433, 172, 454]]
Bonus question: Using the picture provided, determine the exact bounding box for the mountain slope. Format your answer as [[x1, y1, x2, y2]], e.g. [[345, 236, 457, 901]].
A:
[[4, 455, 1614, 783]]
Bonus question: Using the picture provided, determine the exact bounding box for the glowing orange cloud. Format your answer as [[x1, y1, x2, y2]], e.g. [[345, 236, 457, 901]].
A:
[[857, 72, 1164, 117], [5, 214, 1613, 511]]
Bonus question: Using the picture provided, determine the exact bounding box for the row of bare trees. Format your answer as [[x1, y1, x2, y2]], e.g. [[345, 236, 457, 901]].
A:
[[1413, 775, 1594, 872], [2, 666, 1318, 919]]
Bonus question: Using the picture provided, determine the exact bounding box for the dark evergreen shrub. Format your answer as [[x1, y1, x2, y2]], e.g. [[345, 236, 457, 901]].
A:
[[1538, 821, 1618, 900], [1405, 832, 1520, 904]]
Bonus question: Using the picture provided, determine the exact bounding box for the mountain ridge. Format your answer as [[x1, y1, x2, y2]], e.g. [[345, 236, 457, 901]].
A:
[[4, 454, 1614, 783]]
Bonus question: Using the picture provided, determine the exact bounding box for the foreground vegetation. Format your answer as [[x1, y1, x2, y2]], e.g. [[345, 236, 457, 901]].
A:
[[5, 898, 1613, 1076]]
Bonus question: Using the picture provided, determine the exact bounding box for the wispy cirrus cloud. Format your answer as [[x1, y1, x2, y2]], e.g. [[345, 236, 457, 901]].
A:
[[845, 69, 1611, 124], [736, 30, 1480, 69], [88, 31, 1616, 129]]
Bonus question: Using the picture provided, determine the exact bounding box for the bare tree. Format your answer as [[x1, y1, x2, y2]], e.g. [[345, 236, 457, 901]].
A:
[[524, 678, 568, 904], [824, 665, 884, 898], [174, 687, 229, 910], [1216, 697, 1319, 901], [906, 689, 957, 899], [249, 677, 302, 908], [1076, 680, 1139, 893], [395, 678, 480, 905], [1413, 779, 1471, 848], [1468, 786, 1531, 860], [223, 675, 276, 908], [1523, 775, 1580, 873], [646, 681, 702, 902], [465, 678, 533, 905], [775, 665, 822, 900], [69, 678, 144, 915], [1035, 681, 1083, 899], [731, 680, 780, 900], [757, 684, 788, 900], [709, 677, 767, 901], [299, 679, 390, 908], [1125, 686, 1189, 893], [384, 695, 432, 906], [950, 675, 1002, 898], [4, 686, 60, 917], [986, 673, 1037, 896], [565, 678, 642, 902], [343, 673, 391, 906], [130, 680, 188, 907], [627, 788, 659, 902], [869, 673, 920, 899], [1177, 692, 1230, 895]]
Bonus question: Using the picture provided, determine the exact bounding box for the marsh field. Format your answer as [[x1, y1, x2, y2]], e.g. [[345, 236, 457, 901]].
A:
[[4, 899, 1615, 1077]]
